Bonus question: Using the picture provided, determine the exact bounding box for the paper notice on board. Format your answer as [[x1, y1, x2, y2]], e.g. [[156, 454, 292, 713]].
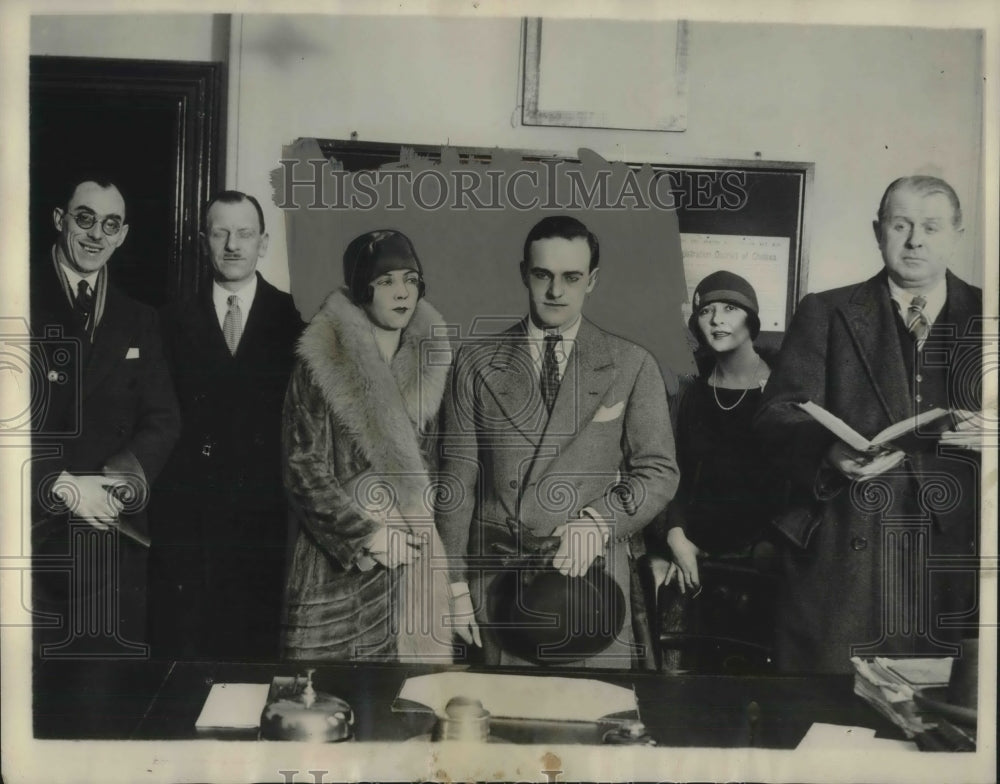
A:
[[679, 233, 790, 331]]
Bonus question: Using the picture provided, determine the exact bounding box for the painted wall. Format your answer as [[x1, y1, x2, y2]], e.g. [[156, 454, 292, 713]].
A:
[[228, 15, 982, 300], [29, 14, 984, 304], [30, 14, 229, 62]]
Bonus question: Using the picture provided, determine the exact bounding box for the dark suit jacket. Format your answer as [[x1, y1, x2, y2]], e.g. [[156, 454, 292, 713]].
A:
[[755, 269, 982, 672], [150, 272, 302, 660], [30, 254, 180, 650]]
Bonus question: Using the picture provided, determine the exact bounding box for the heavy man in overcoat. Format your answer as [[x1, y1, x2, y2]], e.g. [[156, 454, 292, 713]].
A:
[[755, 176, 983, 673]]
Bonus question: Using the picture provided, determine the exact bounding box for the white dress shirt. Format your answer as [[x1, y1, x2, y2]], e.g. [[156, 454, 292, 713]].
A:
[[57, 260, 99, 304], [212, 274, 258, 334], [888, 275, 947, 330], [525, 314, 582, 382]]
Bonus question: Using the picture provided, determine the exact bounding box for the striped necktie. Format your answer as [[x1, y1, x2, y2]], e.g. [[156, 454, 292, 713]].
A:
[[906, 295, 930, 349], [223, 295, 242, 355], [540, 333, 561, 414]]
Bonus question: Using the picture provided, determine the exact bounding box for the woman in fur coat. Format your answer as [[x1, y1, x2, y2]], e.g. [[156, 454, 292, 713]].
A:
[[281, 230, 453, 662]]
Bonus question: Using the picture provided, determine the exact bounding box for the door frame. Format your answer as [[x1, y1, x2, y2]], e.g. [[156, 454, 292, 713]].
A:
[[30, 56, 225, 301]]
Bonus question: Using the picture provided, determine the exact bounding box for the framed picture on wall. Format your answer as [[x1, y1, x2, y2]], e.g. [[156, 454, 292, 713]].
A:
[[522, 18, 689, 131]]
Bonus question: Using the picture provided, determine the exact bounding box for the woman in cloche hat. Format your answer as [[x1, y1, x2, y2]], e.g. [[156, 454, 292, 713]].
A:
[[648, 271, 781, 668], [281, 229, 453, 663]]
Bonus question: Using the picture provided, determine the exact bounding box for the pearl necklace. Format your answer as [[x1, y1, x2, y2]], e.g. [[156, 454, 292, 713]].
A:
[[711, 354, 763, 411]]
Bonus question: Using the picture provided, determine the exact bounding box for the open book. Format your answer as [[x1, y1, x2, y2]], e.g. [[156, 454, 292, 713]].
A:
[[796, 401, 957, 454]]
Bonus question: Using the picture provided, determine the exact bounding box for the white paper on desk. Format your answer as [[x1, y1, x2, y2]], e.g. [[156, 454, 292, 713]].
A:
[[797, 723, 918, 751], [877, 657, 952, 687], [394, 672, 636, 722], [195, 683, 271, 730]]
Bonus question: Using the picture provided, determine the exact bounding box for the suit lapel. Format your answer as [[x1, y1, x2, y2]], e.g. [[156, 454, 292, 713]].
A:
[[82, 285, 133, 401], [188, 283, 234, 362], [32, 255, 86, 423], [839, 272, 912, 424], [481, 324, 544, 445], [235, 273, 271, 362], [523, 319, 616, 488], [942, 270, 981, 335]]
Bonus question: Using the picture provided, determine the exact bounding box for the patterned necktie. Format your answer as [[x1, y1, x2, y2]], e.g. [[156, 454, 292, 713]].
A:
[[540, 333, 561, 415], [906, 295, 930, 348], [74, 280, 94, 337], [223, 294, 242, 355]]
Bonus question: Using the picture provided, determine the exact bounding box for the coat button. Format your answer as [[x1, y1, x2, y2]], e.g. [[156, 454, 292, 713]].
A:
[[915, 394, 922, 403], [509, 479, 518, 489], [851, 536, 868, 551]]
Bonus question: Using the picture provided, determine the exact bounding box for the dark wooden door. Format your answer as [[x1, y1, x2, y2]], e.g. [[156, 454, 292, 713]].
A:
[[30, 57, 224, 307]]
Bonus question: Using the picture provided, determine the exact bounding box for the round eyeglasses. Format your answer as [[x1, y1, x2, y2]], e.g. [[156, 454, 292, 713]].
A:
[[68, 211, 124, 237]]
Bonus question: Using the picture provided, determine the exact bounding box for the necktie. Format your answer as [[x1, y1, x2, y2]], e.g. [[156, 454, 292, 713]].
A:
[[906, 295, 930, 348], [223, 295, 242, 355], [74, 280, 94, 337], [540, 333, 561, 415]]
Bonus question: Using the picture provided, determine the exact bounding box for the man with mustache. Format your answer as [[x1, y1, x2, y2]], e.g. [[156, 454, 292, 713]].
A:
[[756, 176, 984, 672], [31, 177, 180, 654], [149, 191, 302, 660]]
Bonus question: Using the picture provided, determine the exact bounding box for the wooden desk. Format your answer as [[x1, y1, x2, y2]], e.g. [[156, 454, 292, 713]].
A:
[[34, 658, 906, 748]]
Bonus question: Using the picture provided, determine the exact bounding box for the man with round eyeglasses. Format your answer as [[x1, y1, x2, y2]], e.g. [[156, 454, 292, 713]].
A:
[[30, 177, 180, 656]]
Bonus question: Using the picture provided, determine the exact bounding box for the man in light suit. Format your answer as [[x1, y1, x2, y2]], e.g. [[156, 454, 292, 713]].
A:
[[755, 176, 983, 673], [437, 215, 679, 668], [149, 191, 302, 661], [31, 177, 180, 655]]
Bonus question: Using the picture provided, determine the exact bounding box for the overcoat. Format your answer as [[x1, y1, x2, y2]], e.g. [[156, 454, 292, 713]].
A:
[[755, 270, 982, 672], [30, 255, 180, 651], [150, 272, 302, 660], [437, 317, 679, 668], [281, 289, 452, 661]]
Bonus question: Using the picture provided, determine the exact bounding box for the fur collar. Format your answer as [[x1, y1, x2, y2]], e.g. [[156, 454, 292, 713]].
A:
[[296, 288, 450, 514]]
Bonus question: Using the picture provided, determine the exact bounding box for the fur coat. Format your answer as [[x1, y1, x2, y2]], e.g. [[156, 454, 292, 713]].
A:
[[282, 289, 453, 662]]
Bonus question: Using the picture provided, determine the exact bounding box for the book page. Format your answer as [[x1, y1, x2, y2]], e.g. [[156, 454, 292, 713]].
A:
[[796, 400, 873, 451]]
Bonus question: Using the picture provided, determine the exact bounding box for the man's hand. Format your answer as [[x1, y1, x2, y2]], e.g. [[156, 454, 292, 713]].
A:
[[450, 591, 482, 647], [664, 526, 702, 595], [366, 523, 425, 568], [826, 441, 905, 480], [552, 515, 608, 578], [939, 408, 991, 452], [52, 471, 123, 529]]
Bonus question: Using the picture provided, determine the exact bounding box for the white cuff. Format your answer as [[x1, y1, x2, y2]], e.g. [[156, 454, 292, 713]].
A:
[[579, 507, 611, 543]]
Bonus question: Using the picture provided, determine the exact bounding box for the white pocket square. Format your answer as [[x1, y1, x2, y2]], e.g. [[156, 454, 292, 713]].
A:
[[125, 347, 140, 359], [592, 401, 625, 422]]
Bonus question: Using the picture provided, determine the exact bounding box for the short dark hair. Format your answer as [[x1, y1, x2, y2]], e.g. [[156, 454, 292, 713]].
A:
[[522, 215, 600, 272], [62, 177, 125, 212], [877, 176, 962, 228], [204, 190, 266, 234]]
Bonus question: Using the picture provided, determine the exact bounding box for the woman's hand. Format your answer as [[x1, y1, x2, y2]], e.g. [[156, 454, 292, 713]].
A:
[[665, 527, 702, 595], [365, 522, 425, 568]]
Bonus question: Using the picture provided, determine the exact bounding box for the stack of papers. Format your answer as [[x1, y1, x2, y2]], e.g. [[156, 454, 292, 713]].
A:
[[393, 672, 638, 722], [195, 683, 271, 731], [850, 657, 952, 737]]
